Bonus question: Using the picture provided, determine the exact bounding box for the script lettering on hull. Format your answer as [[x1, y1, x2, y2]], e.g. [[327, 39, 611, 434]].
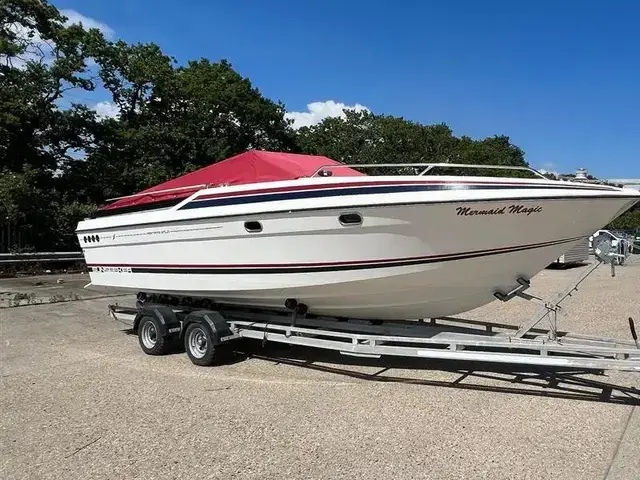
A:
[[456, 204, 543, 217]]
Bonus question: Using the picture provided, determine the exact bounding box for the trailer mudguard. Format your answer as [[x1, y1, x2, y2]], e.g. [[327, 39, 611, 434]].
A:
[[181, 310, 233, 345], [133, 304, 181, 337]]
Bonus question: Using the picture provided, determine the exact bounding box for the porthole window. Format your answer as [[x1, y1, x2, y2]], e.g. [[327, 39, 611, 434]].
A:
[[339, 213, 363, 226], [91, 235, 96, 242], [83, 236, 87, 243], [96, 235, 100, 242], [244, 221, 263, 233]]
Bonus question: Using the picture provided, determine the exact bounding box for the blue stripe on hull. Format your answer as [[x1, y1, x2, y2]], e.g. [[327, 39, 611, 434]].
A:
[[179, 183, 610, 211]]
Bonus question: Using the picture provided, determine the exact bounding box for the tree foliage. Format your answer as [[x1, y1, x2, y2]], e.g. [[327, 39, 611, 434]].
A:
[[297, 110, 457, 174], [3, 0, 635, 253], [72, 48, 298, 202], [296, 109, 528, 177], [1, 0, 105, 173], [606, 204, 640, 231]]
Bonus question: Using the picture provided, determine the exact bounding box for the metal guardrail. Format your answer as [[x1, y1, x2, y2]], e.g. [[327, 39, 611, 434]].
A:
[[0, 251, 85, 265]]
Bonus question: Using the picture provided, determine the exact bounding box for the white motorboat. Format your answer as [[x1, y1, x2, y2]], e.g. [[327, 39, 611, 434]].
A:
[[76, 150, 640, 320]]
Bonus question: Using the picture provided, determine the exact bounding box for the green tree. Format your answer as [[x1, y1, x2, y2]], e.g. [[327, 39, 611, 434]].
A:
[[455, 135, 525, 166], [1, 0, 106, 172], [606, 204, 640, 231], [78, 48, 299, 202], [295, 109, 529, 177], [443, 134, 530, 177], [296, 110, 460, 175], [1, 0, 108, 251]]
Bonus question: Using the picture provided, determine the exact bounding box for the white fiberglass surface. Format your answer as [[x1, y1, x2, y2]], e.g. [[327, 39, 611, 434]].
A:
[[78, 195, 636, 319]]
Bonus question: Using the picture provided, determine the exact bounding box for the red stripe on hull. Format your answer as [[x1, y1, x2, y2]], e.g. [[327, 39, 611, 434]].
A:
[[86, 236, 581, 270]]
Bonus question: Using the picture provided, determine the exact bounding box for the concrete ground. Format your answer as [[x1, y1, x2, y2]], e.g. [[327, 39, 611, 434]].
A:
[[0, 273, 128, 308], [1, 258, 639, 480]]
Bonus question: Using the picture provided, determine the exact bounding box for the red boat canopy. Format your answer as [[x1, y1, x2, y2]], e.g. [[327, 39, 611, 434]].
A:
[[101, 150, 365, 212]]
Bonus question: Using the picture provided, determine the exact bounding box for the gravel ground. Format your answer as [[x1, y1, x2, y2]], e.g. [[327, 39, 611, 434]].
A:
[[1, 257, 639, 480]]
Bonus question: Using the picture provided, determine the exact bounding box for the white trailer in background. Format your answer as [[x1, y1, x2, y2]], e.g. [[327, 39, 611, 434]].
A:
[[552, 236, 590, 266]]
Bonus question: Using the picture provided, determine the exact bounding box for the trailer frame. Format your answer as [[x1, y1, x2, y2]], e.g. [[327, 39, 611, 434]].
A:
[[107, 257, 640, 373]]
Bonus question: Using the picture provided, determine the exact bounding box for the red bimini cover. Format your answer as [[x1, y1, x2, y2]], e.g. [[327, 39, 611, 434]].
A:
[[101, 150, 365, 212]]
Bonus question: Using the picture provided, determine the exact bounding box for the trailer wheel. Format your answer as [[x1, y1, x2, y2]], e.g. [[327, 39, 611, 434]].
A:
[[184, 323, 219, 366], [138, 315, 170, 355]]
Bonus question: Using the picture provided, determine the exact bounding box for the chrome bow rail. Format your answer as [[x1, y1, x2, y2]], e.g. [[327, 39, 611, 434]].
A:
[[310, 162, 549, 179]]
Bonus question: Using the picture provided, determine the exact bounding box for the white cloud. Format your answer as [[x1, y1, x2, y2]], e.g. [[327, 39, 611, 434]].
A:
[[0, 9, 113, 69], [60, 9, 114, 38], [285, 100, 370, 129], [536, 163, 560, 178], [93, 101, 120, 120], [1, 22, 48, 68]]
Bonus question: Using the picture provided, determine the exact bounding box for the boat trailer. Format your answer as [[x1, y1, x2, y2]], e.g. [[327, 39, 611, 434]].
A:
[[108, 252, 640, 373]]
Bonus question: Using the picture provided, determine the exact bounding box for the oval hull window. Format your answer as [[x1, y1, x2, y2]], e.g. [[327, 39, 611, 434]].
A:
[[245, 221, 263, 232], [339, 213, 362, 226]]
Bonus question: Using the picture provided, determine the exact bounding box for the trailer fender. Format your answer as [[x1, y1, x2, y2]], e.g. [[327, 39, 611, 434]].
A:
[[180, 310, 233, 346], [133, 304, 181, 338]]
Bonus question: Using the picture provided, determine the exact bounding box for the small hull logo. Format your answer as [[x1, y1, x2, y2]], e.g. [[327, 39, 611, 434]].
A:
[[93, 266, 132, 273]]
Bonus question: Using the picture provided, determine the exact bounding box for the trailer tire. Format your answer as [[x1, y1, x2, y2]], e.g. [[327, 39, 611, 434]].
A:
[[184, 322, 219, 366], [138, 315, 170, 356]]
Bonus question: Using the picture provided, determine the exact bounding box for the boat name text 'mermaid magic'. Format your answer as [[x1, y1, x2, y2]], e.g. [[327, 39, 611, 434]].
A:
[[455, 204, 543, 217]]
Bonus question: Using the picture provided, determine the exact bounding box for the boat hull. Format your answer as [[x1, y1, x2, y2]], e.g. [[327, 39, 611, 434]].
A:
[[79, 193, 638, 319]]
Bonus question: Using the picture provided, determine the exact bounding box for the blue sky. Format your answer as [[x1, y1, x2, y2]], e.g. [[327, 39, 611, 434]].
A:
[[53, 0, 639, 178]]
